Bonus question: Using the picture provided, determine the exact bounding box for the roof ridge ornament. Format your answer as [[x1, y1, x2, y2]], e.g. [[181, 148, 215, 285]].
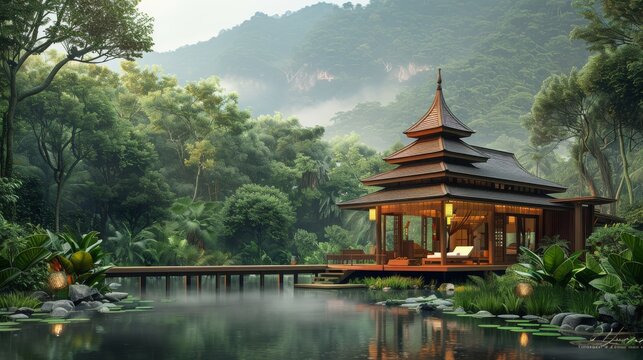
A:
[[437, 68, 442, 90]]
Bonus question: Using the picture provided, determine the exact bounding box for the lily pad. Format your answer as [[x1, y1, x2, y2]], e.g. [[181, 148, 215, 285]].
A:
[[557, 336, 586, 341], [519, 323, 541, 327], [540, 324, 560, 328], [0, 328, 21, 332], [456, 314, 475, 317], [478, 324, 501, 328], [505, 319, 530, 323], [442, 311, 466, 315], [30, 313, 49, 317], [15, 318, 43, 322], [0, 322, 20, 326], [139, 300, 155, 304], [43, 320, 71, 324], [68, 318, 91, 322], [510, 329, 539, 333], [135, 306, 154, 310], [498, 326, 523, 330], [533, 332, 561, 337]]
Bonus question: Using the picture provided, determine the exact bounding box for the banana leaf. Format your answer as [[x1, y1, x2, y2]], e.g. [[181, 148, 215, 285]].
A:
[[590, 274, 622, 293]]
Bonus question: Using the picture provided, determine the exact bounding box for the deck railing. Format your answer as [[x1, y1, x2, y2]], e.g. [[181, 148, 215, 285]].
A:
[[106, 265, 328, 296]]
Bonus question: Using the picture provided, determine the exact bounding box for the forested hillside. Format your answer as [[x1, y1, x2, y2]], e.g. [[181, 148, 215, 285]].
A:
[[141, 0, 589, 148]]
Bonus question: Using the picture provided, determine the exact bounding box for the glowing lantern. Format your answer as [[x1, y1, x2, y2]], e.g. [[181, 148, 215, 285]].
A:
[[514, 282, 534, 298], [519, 332, 529, 347], [369, 208, 377, 221], [444, 203, 453, 217], [48, 271, 68, 291], [446, 216, 452, 225]]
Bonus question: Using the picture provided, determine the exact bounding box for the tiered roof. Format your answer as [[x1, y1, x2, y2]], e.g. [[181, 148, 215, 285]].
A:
[[338, 69, 567, 209]]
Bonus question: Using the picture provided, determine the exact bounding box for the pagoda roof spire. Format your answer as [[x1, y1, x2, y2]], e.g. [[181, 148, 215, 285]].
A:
[[404, 69, 474, 138]]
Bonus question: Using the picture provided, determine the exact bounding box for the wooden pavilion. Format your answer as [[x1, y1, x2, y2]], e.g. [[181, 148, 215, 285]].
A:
[[336, 70, 615, 270]]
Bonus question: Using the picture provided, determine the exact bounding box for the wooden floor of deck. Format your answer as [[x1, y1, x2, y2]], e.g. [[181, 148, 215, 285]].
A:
[[327, 264, 508, 272]]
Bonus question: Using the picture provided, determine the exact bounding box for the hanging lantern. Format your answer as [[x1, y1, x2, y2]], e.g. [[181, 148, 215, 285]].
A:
[[48, 271, 68, 291], [444, 203, 453, 217], [369, 208, 377, 221], [446, 216, 452, 225]]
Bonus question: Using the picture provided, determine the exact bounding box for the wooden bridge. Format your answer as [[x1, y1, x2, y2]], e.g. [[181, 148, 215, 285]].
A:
[[106, 265, 327, 296]]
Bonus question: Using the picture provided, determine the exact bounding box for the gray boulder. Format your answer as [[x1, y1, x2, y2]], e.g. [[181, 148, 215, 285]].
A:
[[436, 305, 453, 311], [88, 301, 104, 309], [75, 302, 92, 311], [550, 312, 573, 326], [433, 299, 453, 307], [611, 322, 622, 331], [574, 324, 595, 333], [69, 284, 99, 302], [108, 282, 122, 290], [41, 300, 74, 312], [560, 324, 573, 331], [97, 306, 110, 313], [498, 314, 520, 319], [598, 306, 616, 322], [50, 308, 69, 318], [30, 291, 49, 302], [596, 323, 611, 333], [105, 292, 128, 301], [16, 307, 35, 316], [561, 314, 597, 329], [472, 310, 495, 318], [8, 313, 29, 320], [418, 303, 436, 311]]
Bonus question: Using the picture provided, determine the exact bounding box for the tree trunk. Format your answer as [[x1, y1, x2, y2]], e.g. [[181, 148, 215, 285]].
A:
[[1, 70, 18, 178], [54, 177, 63, 232], [616, 123, 633, 205], [587, 138, 616, 214], [192, 166, 201, 202], [573, 144, 598, 196]]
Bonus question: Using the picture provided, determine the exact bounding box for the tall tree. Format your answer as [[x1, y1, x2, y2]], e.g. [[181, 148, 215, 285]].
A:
[[571, 0, 643, 51], [0, 0, 153, 177], [524, 70, 617, 212], [19, 61, 117, 231]]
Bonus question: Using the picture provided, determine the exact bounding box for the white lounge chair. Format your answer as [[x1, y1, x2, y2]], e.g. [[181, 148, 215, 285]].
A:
[[423, 246, 475, 264]]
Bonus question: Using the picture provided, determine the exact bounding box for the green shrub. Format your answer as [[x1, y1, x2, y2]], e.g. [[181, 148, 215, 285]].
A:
[[565, 289, 599, 317], [473, 291, 505, 314], [500, 288, 524, 314], [453, 285, 480, 313], [0, 292, 41, 309], [586, 224, 642, 258], [524, 285, 563, 316], [362, 276, 423, 290]]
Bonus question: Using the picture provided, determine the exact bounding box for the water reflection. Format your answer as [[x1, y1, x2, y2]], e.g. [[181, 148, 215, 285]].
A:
[[0, 291, 638, 360]]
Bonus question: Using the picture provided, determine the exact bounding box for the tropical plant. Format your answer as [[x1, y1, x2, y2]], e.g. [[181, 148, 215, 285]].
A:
[[106, 226, 158, 265], [0, 233, 53, 291], [589, 233, 643, 293], [50, 231, 112, 289], [586, 224, 642, 259], [514, 244, 582, 287]]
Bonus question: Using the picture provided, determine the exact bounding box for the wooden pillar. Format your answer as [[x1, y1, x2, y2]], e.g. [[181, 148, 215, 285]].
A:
[[165, 276, 171, 298], [487, 212, 494, 265], [259, 274, 265, 289], [225, 274, 232, 292], [421, 217, 427, 249], [196, 275, 202, 294], [382, 215, 387, 263], [278, 273, 284, 290], [440, 202, 447, 266], [140, 276, 147, 298], [394, 215, 403, 258], [239, 274, 244, 291], [185, 275, 192, 295], [293, 273, 299, 284], [215, 274, 220, 292], [574, 203, 583, 252], [375, 206, 382, 265], [586, 205, 595, 249]]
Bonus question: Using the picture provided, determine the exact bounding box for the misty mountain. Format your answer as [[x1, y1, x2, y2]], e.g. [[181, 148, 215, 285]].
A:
[[139, 0, 589, 149]]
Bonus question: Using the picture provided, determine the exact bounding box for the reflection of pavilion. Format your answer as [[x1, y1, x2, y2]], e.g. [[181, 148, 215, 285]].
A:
[[363, 305, 535, 360], [337, 70, 615, 270]]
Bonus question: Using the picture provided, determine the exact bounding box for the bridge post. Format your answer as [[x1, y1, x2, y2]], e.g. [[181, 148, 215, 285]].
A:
[[165, 276, 170, 298], [215, 274, 220, 292], [185, 275, 192, 295], [140, 276, 147, 298], [197, 275, 202, 294], [278, 273, 284, 291], [238, 274, 244, 291], [225, 274, 232, 292], [293, 273, 299, 284]]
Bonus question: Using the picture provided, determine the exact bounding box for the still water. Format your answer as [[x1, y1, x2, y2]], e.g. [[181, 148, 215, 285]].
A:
[[0, 289, 639, 360]]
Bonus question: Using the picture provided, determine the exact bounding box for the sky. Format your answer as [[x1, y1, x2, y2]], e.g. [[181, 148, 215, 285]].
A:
[[138, 0, 370, 52]]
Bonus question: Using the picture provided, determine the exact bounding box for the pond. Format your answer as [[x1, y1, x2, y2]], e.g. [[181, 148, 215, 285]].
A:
[[0, 289, 638, 360]]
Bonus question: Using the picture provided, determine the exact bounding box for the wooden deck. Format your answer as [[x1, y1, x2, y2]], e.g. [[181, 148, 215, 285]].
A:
[[327, 264, 508, 272]]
